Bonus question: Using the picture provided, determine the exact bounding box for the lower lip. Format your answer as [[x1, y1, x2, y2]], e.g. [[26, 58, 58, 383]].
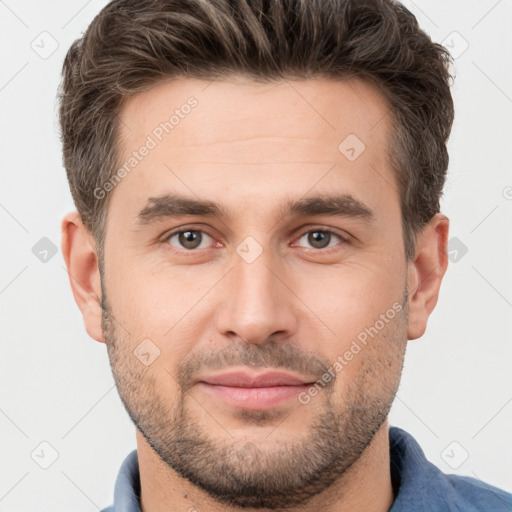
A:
[[198, 382, 311, 410]]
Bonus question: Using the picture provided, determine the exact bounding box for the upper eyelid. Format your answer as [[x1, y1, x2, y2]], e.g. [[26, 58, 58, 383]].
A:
[[162, 224, 213, 239], [295, 226, 350, 241]]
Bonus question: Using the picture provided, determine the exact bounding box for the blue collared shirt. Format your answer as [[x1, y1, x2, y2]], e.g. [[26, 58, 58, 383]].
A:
[[102, 427, 512, 511]]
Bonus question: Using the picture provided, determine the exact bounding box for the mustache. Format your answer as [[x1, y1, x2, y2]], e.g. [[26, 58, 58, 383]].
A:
[[176, 339, 334, 392]]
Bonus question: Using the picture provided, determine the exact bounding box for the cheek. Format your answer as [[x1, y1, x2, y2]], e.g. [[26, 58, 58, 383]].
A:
[[325, 312, 407, 410], [105, 263, 217, 380], [294, 259, 404, 351], [109, 340, 183, 421], [107, 260, 204, 330]]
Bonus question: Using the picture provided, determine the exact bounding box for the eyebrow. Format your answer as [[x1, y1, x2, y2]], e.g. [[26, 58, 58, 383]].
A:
[[135, 193, 375, 225]]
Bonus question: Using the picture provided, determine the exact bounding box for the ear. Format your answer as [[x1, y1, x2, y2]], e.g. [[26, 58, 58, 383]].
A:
[[406, 213, 449, 340], [61, 212, 104, 343]]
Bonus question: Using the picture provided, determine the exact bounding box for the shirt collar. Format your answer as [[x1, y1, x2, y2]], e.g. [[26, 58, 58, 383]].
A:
[[110, 447, 141, 512]]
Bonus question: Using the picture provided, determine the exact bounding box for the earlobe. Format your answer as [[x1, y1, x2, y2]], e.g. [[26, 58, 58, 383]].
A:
[[61, 212, 105, 343], [406, 213, 449, 340]]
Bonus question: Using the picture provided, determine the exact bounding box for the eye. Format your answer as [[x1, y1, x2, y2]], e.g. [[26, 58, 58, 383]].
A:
[[162, 227, 349, 253], [295, 229, 348, 251], [166, 229, 214, 250]]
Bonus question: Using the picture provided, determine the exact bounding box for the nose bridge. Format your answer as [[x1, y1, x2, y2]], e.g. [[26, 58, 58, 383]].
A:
[[215, 241, 297, 344]]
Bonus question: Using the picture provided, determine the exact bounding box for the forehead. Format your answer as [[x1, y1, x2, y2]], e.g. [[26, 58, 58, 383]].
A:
[[111, 76, 398, 225], [118, 76, 392, 158]]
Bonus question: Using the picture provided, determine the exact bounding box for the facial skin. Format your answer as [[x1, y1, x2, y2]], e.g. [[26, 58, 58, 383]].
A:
[[62, 77, 449, 512]]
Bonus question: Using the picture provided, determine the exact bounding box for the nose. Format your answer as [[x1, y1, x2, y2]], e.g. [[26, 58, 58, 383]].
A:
[[214, 247, 298, 345]]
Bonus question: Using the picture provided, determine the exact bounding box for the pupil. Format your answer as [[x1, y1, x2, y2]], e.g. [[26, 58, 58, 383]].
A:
[[309, 231, 329, 248], [180, 230, 201, 249]]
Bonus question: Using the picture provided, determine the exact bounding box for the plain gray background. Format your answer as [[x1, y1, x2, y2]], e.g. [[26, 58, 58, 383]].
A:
[[1, 0, 511, 510]]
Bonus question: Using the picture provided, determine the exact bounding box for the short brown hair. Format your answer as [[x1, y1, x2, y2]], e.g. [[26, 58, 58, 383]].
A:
[[58, 0, 454, 262]]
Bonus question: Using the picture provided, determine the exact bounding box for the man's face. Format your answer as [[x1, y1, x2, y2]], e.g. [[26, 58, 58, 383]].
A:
[[101, 77, 410, 507]]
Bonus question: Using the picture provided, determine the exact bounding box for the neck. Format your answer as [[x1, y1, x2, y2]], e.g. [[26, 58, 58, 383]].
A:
[[137, 421, 395, 512]]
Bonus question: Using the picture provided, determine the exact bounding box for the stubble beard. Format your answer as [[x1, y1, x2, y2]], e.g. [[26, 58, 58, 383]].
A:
[[102, 289, 408, 509]]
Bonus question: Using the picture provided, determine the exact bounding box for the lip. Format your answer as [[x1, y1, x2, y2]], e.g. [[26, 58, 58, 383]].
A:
[[196, 370, 315, 410], [198, 370, 313, 387]]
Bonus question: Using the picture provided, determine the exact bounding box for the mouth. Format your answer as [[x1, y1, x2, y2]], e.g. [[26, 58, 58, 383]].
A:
[[196, 369, 316, 410]]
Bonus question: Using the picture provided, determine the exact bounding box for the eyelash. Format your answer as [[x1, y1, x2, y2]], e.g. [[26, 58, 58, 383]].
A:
[[162, 226, 351, 254]]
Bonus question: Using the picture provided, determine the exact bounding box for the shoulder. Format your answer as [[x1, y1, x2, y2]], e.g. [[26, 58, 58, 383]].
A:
[[444, 473, 512, 511], [389, 426, 512, 512]]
